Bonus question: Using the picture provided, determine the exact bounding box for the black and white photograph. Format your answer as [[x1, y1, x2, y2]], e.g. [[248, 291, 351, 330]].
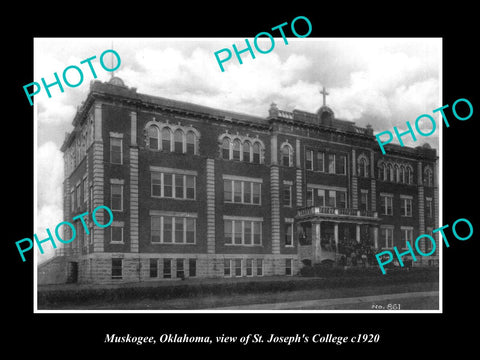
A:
[[33, 37, 441, 311], [6, 7, 478, 357]]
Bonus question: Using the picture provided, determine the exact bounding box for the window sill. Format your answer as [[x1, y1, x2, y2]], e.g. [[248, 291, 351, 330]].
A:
[[224, 244, 263, 247], [220, 158, 264, 165], [151, 242, 197, 245], [224, 202, 262, 206], [147, 148, 198, 156], [151, 196, 196, 201]]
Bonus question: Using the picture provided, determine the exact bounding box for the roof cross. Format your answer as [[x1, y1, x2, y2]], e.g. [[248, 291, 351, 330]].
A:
[[320, 86, 329, 106]]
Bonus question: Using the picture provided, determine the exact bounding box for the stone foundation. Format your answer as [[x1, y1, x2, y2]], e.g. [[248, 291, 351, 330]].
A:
[[69, 253, 300, 284]]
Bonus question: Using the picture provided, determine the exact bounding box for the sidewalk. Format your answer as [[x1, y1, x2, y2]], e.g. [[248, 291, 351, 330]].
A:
[[209, 291, 439, 310]]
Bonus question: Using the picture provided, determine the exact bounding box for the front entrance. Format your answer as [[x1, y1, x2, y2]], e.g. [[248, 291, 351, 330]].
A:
[[297, 221, 379, 266], [66, 261, 78, 283]]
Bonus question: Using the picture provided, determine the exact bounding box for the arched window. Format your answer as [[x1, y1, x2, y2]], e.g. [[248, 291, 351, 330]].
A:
[[253, 142, 261, 164], [186, 131, 196, 155], [358, 157, 368, 177], [148, 125, 159, 150], [161, 127, 172, 151], [281, 144, 293, 167], [424, 167, 433, 187], [406, 166, 413, 184], [378, 162, 384, 180], [388, 164, 394, 182], [232, 139, 241, 160], [395, 164, 400, 183], [243, 141, 251, 162], [222, 138, 230, 159], [174, 129, 184, 153], [400, 165, 405, 184]]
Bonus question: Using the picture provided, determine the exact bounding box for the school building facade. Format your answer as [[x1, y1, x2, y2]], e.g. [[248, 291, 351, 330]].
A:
[[38, 77, 439, 284]]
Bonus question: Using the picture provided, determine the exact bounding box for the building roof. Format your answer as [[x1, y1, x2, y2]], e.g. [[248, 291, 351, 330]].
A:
[[60, 78, 437, 160]]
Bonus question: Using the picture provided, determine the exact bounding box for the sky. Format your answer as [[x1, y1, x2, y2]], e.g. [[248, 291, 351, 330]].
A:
[[34, 37, 441, 263]]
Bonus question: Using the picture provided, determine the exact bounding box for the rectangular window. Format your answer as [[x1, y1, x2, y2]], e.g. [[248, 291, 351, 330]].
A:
[[225, 219, 262, 246], [380, 194, 393, 215], [186, 218, 196, 244], [328, 154, 335, 174], [163, 174, 173, 198], [152, 172, 162, 197], [224, 180, 232, 202], [426, 197, 433, 218], [327, 190, 336, 207], [360, 190, 369, 211], [305, 149, 313, 170], [224, 178, 262, 205], [110, 137, 122, 164], [154, 217, 164, 244], [317, 152, 325, 172], [244, 221, 252, 245], [163, 216, 173, 243], [174, 217, 184, 244], [224, 259, 231, 277], [336, 154, 346, 175], [234, 259, 242, 277], [285, 223, 293, 246], [149, 259, 158, 278], [306, 188, 314, 207], [189, 259, 196, 277], [285, 258, 292, 276], [244, 182, 252, 203], [175, 175, 184, 199], [401, 197, 413, 217], [176, 258, 184, 278], [111, 258, 122, 279], [253, 222, 262, 245], [233, 181, 242, 202], [246, 259, 253, 276], [111, 184, 123, 211], [381, 227, 394, 248], [186, 175, 195, 199], [283, 185, 292, 207], [252, 183, 261, 204], [111, 225, 123, 243], [256, 259, 263, 276], [234, 220, 242, 245], [224, 220, 233, 244], [151, 171, 196, 200], [317, 189, 325, 207], [337, 191, 346, 209], [163, 259, 171, 279], [402, 228, 414, 248]]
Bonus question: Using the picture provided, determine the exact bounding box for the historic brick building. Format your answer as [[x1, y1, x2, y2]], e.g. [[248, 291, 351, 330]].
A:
[[39, 77, 439, 284]]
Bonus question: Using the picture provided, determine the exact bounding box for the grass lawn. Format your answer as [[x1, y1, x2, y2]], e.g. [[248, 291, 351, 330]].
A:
[[40, 280, 438, 310]]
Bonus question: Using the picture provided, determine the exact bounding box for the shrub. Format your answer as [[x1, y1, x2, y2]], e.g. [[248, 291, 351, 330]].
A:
[[37, 267, 439, 308]]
